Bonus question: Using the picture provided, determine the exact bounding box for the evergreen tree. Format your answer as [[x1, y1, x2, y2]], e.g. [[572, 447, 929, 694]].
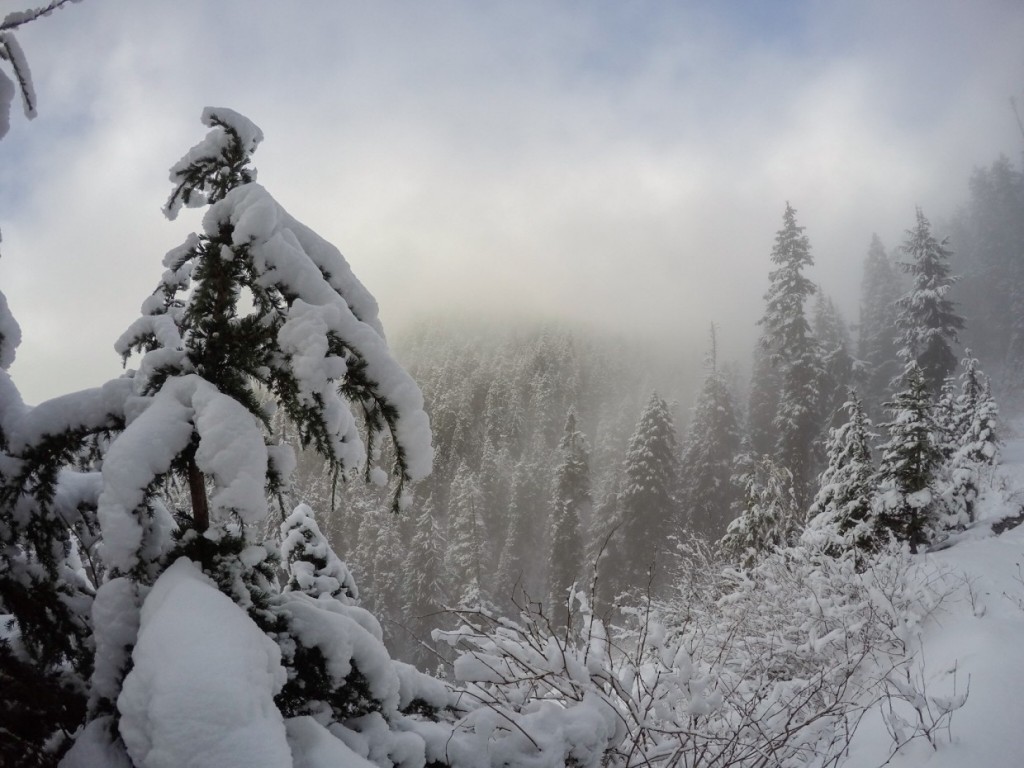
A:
[[546, 409, 590, 626], [603, 393, 680, 597], [0, 292, 110, 765], [802, 392, 879, 556], [873, 364, 942, 551], [45, 109, 436, 763], [445, 460, 487, 604], [894, 208, 964, 395], [757, 203, 822, 506], [940, 353, 1000, 527], [495, 457, 550, 610], [679, 325, 741, 538], [720, 455, 799, 568], [857, 235, 903, 415], [950, 156, 1024, 396], [812, 291, 855, 432], [746, 342, 780, 456], [402, 496, 447, 668]]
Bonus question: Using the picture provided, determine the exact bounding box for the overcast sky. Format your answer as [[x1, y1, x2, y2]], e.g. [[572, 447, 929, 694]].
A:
[[2, 0, 1023, 403]]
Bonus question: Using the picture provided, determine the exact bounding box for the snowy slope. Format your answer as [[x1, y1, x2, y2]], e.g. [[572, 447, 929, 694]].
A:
[[846, 438, 1024, 767]]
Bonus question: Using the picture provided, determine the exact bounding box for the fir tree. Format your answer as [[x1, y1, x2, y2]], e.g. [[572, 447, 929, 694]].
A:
[[679, 325, 741, 538], [894, 208, 964, 395], [802, 392, 879, 556], [445, 460, 487, 604], [720, 455, 799, 569], [812, 291, 855, 432], [546, 409, 590, 626], [873, 364, 942, 551], [757, 203, 822, 507], [603, 393, 680, 597], [857, 235, 903, 416], [940, 353, 1000, 527], [495, 457, 550, 610], [746, 342, 780, 456], [50, 109, 435, 762], [402, 496, 447, 668]]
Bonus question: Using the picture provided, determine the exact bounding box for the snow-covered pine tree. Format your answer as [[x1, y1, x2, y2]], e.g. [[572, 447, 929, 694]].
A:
[[956, 356, 999, 468], [939, 352, 1000, 527], [546, 409, 590, 626], [857, 235, 903, 416], [679, 324, 741, 539], [402, 495, 447, 668], [873, 364, 943, 552], [720, 454, 799, 568], [801, 391, 879, 557], [757, 203, 822, 507], [0, 288, 129, 765], [445, 459, 487, 605], [746, 336, 780, 456], [494, 456, 550, 611], [602, 393, 680, 598], [933, 376, 960, 461], [57, 108, 438, 766], [812, 291, 854, 433], [894, 207, 964, 395]]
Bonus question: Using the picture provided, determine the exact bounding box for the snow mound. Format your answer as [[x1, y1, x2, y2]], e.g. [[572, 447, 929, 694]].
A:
[[117, 558, 291, 768]]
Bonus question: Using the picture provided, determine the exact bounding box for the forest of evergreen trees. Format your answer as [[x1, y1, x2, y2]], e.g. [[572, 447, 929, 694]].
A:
[[306, 158, 1015, 668]]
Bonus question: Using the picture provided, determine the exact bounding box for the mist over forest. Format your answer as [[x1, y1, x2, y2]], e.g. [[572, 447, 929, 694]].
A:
[[4, 3, 1024, 768]]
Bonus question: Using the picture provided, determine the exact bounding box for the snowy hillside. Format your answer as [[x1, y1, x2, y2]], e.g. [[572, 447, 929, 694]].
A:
[[846, 435, 1024, 767]]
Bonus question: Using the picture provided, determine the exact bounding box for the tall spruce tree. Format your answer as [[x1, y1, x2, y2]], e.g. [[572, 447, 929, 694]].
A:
[[812, 291, 855, 432], [802, 392, 878, 556], [546, 409, 590, 626], [602, 393, 680, 598], [402, 496, 447, 668], [445, 459, 487, 604], [757, 203, 822, 507], [857, 235, 903, 415], [679, 325, 741, 539], [894, 208, 964, 395], [873, 364, 942, 551]]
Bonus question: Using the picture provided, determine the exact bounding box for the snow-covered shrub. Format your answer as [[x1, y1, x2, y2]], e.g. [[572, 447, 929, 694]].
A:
[[435, 542, 964, 768]]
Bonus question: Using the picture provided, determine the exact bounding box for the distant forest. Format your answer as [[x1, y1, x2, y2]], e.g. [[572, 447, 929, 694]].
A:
[[294, 150, 1023, 667]]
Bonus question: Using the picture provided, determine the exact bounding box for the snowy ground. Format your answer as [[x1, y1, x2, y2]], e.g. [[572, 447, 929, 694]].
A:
[[845, 437, 1024, 767]]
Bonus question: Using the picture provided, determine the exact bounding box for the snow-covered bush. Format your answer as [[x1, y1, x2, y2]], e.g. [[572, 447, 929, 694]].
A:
[[435, 543, 965, 768]]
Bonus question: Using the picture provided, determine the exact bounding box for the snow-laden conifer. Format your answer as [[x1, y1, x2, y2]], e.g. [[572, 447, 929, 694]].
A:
[[679, 325, 741, 538], [446, 460, 487, 604], [55, 108, 441, 767], [546, 409, 589, 626], [402, 496, 447, 668], [873, 364, 943, 551], [802, 391, 879, 556], [812, 291, 855, 432], [858, 235, 903, 415], [939, 352, 1000, 526], [894, 208, 964, 394], [0, 287, 130, 766], [603, 393, 680, 596], [720, 455, 799, 568], [757, 203, 822, 506]]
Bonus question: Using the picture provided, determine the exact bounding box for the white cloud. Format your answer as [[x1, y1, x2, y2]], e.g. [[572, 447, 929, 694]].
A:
[[2, 0, 1022, 400]]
